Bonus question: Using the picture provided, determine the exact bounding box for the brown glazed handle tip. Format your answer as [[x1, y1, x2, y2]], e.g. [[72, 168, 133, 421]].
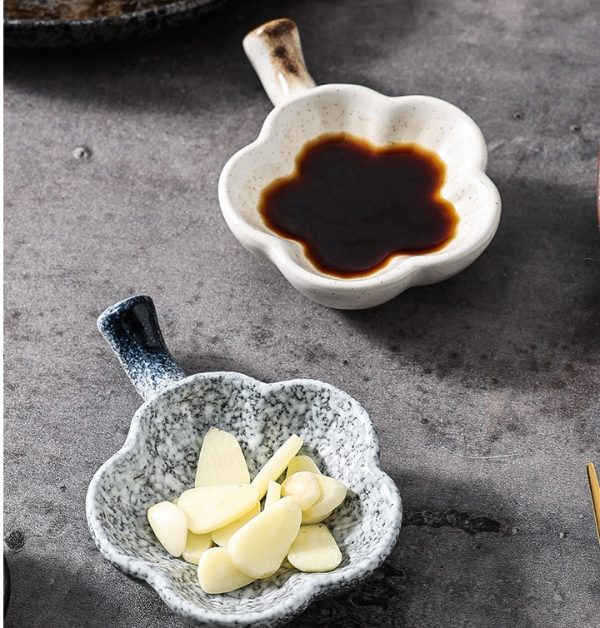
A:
[[243, 18, 316, 107]]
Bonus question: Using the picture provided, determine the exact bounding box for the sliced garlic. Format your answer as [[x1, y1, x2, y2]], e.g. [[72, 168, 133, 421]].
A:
[[264, 481, 281, 508], [178, 484, 259, 534], [182, 532, 212, 565], [211, 503, 261, 546], [281, 471, 321, 510], [287, 524, 342, 572], [228, 496, 301, 579], [301, 475, 347, 524], [197, 547, 255, 594], [147, 501, 187, 557], [286, 455, 322, 477], [251, 434, 303, 499], [195, 427, 250, 487]]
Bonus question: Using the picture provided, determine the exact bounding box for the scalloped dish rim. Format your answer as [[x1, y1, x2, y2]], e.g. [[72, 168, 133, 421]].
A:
[[86, 371, 403, 626], [219, 83, 501, 293]]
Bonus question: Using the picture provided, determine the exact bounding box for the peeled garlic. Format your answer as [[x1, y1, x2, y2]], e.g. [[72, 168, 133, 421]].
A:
[[147, 501, 187, 557], [287, 455, 322, 477], [301, 475, 347, 524], [148, 428, 348, 592], [178, 484, 259, 534], [182, 532, 212, 565], [197, 547, 255, 594], [211, 503, 261, 546], [195, 427, 250, 487], [228, 496, 301, 578], [264, 481, 281, 508], [287, 524, 342, 572], [251, 435, 303, 499], [281, 471, 321, 510]]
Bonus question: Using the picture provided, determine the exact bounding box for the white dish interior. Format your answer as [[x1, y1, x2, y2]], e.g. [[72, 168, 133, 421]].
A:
[[220, 86, 501, 308]]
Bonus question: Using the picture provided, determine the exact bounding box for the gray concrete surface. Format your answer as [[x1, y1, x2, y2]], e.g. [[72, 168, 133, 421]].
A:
[[4, 0, 599, 626]]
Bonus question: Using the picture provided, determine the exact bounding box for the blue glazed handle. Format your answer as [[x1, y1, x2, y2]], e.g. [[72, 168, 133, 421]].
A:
[[97, 295, 187, 401]]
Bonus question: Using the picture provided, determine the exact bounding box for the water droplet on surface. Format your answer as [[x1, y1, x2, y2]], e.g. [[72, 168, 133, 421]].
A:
[[72, 145, 92, 160]]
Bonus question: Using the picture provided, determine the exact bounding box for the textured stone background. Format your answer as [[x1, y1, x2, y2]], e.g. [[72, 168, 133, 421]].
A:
[[4, 0, 599, 626]]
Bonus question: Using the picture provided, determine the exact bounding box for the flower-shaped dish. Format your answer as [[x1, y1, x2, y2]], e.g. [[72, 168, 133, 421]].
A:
[[86, 295, 402, 627], [219, 19, 501, 309]]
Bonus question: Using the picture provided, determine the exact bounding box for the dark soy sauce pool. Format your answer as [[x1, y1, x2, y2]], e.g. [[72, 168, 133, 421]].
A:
[[259, 133, 459, 278]]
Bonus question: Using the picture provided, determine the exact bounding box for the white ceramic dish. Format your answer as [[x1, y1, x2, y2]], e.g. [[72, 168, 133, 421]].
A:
[[86, 295, 402, 627], [219, 18, 501, 309]]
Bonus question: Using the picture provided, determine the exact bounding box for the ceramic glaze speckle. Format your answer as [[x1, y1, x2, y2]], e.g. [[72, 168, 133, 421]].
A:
[[87, 296, 402, 627], [219, 19, 501, 309], [97, 295, 187, 401], [243, 18, 316, 107]]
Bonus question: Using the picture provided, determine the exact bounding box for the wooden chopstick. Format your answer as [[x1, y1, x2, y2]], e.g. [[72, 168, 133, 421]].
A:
[[587, 462, 600, 545]]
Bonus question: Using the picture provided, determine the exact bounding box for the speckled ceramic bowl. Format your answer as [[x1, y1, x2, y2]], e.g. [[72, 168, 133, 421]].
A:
[[86, 295, 402, 627], [219, 19, 501, 309]]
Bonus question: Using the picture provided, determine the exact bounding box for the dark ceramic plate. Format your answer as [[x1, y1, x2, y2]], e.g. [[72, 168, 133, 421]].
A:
[[4, 0, 224, 47]]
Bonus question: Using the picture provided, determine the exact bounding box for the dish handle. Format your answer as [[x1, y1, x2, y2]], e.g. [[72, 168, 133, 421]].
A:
[[97, 295, 187, 402], [243, 18, 316, 107]]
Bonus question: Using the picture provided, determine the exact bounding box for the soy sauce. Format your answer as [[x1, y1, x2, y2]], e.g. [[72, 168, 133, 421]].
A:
[[259, 133, 459, 278]]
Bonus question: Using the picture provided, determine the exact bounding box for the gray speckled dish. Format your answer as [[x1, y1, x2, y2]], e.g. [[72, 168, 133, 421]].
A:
[[86, 295, 402, 627]]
